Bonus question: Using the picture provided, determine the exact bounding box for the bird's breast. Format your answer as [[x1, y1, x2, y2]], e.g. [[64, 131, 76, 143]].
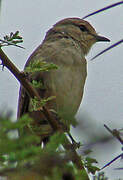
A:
[[28, 39, 87, 121], [43, 45, 87, 117]]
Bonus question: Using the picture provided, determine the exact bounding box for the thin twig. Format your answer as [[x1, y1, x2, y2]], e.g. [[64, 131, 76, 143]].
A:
[[100, 124, 123, 170], [0, 39, 25, 49], [82, 1, 123, 19], [101, 153, 123, 170], [104, 124, 123, 145], [90, 39, 123, 61]]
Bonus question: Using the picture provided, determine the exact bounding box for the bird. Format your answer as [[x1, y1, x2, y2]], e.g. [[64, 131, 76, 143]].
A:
[[17, 17, 110, 142]]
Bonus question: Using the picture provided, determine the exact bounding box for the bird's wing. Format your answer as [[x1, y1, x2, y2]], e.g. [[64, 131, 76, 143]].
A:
[[17, 85, 29, 118], [17, 43, 55, 119]]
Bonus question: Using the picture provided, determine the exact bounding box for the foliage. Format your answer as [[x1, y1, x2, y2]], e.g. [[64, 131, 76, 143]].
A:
[[30, 96, 56, 111], [25, 60, 58, 73], [93, 172, 108, 180], [84, 157, 100, 174], [0, 114, 99, 179], [31, 80, 44, 89], [0, 31, 24, 49]]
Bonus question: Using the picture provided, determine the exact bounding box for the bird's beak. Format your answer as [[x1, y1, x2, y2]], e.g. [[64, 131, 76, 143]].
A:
[[94, 35, 110, 42]]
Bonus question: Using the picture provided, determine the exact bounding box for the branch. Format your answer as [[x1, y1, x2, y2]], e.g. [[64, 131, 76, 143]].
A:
[[91, 39, 123, 61], [104, 124, 123, 145], [82, 1, 123, 19], [0, 48, 63, 132]]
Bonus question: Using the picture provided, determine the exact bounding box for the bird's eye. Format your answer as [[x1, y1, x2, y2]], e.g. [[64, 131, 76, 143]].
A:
[[79, 25, 88, 32]]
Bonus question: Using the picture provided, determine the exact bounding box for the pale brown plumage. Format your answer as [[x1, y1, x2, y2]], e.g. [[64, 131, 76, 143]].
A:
[[17, 18, 110, 139]]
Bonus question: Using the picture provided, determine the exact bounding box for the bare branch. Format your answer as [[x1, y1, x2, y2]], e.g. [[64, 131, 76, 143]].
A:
[[90, 39, 123, 61], [82, 1, 123, 19]]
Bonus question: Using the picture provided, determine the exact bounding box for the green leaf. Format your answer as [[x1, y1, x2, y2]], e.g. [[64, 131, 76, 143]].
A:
[[31, 80, 44, 89], [85, 157, 98, 164], [0, 31, 24, 48], [30, 96, 56, 111], [87, 165, 100, 174], [25, 60, 58, 73], [46, 133, 66, 151]]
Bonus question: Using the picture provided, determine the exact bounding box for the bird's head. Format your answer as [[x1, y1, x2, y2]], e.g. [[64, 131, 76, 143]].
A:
[[45, 18, 110, 55]]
